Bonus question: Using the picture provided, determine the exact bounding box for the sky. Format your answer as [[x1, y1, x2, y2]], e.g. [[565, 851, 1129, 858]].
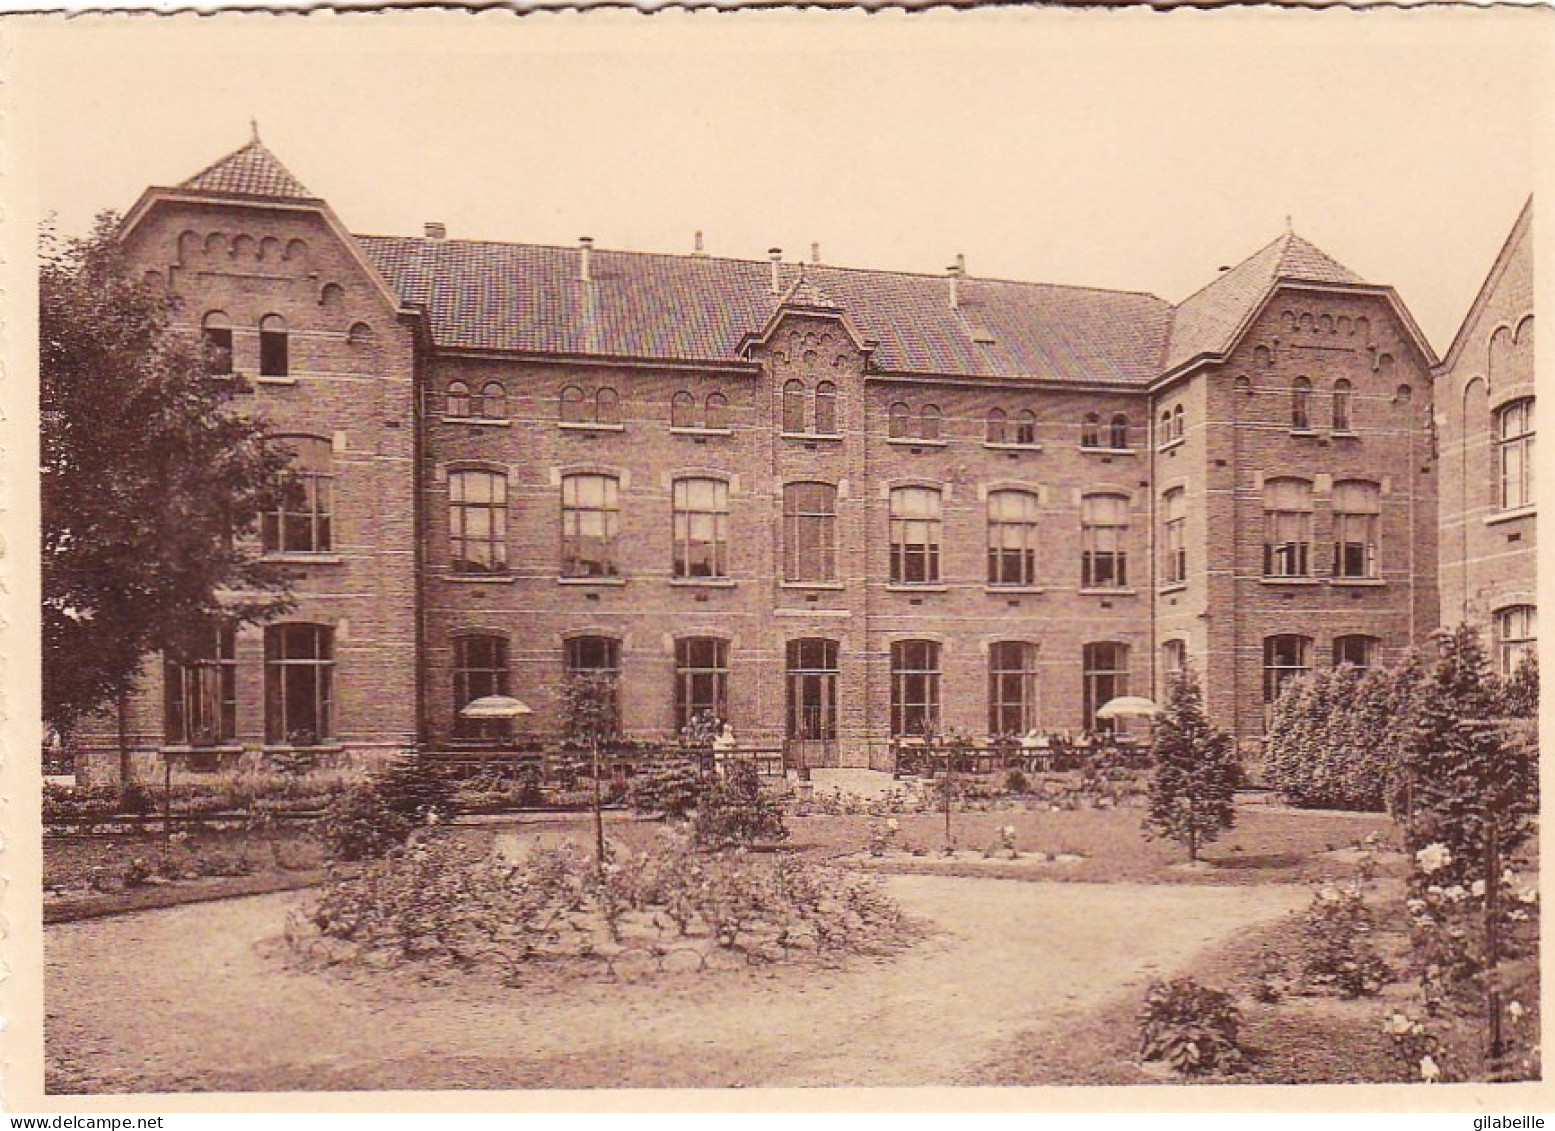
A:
[[11, 9, 1546, 354]]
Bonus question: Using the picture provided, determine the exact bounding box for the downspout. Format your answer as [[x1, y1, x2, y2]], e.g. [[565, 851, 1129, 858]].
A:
[[410, 319, 430, 750], [1231, 373, 1242, 749]]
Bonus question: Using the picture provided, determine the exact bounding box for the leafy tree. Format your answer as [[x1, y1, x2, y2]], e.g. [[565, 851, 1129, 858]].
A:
[[41, 213, 293, 740], [559, 671, 618, 868], [1143, 668, 1239, 862]]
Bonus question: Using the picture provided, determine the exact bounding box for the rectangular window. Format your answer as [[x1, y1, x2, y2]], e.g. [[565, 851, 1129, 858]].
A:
[[783, 482, 837, 583], [988, 641, 1039, 736], [675, 637, 728, 734], [203, 327, 233, 377], [1498, 398, 1535, 511], [566, 636, 622, 734], [264, 624, 334, 745], [1262, 478, 1313, 578], [561, 474, 620, 578], [260, 329, 288, 378], [1332, 480, 1380, 579], [1162, 488, 1187, 585], [987, 490, 1039, 587], [1263, 634, 1312, 712], [263, 436, 333, 554], [891, 639, 941, 737], [890, 486, 942, 584], [673, 478, 729, 579], [1495, 606, 1537, 678], [786, 638, 838, 741], [453, 634, 510, 741], [449, 469, 508, 574], [164, 628, 237, 747], [1083, 642, 1129, 734], [1333, 635, 1379, 669], [1081, 494, 1129, 589]]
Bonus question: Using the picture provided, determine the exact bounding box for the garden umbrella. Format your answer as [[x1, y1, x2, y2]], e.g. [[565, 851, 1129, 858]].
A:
[[1095, 695, 1160, 720], [459, 695, 533, 719]]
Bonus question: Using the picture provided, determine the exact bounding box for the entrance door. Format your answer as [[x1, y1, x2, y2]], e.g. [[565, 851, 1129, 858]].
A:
[[786, 638, 838, 772]]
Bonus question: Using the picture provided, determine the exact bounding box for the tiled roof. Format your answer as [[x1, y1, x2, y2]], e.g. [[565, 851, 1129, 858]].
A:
[[356, 235, 1174, 385], [179, 140, 315, 201], [1163, 232, 1366, 373]]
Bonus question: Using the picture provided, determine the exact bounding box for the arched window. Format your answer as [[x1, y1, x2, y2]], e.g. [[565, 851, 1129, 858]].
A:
[[782, 380, 807, 434], [787, 638, 839, 742], [259, 314, 289, 379], [1083, 642, 1129, 733], [1262, 477, 1312, 578], [1332, 479, 1381, 579], [890, 640, 941, 737], [815, 381, 838, 434], [704, 392, 729, 431], [988, 641, 1039, 736], [201, 311, 233, 377], [1333, 379, 1353, 433], [566, 636, 621, 734], [446, 380, 472, 418], [264, 623, 334, 745], [1263, 635, 1312, 711], [889, 486, 942, 584], [560, 473, 620, 578], [1498, 397, 1535, 510], [1162, 487, 1187, 584], [264, 436, 333, 554], [595, 387, 620, 426], [1172, 404, 1184, 441], [1333, 634, 1380, 670], [987, 489, 1040, 587], [672, 477, 729, 579], [448, 468, 508, 575], [1162, 639, 1187, 679], [1159, 410, 1172, 441], [164, 627, 237, 747], [675, 637, 728, 734], [1081, 412, 1101, 448], [347, 322, 374, 347], [986, 408, 1008, 445], [888, 402, 912, 439], [671, 390, 696, 430], [783, 482, 837, 583], [1016, 409, 1038, 447], [1495, 606, 1537, 678], [919, 404, 942, 441], [560, 385, 587, 424], [1080, 493, 1129, 589], [476, 382, 507, 420], [1109, 413, 1129, 450], [453, 634, 510, 741], [1291, 377, 1313, 431]]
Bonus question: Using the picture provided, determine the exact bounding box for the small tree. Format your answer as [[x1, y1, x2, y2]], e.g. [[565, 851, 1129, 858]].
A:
[[560, 672, 618, 870], [1143, 668, 1238, 863]]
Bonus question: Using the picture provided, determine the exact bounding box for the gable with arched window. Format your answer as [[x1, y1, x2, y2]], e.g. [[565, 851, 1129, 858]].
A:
[[782, 380, 807, 434]]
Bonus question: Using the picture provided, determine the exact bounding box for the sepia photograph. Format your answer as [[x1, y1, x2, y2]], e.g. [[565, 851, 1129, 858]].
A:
[[3, 7, 1548, 1111]]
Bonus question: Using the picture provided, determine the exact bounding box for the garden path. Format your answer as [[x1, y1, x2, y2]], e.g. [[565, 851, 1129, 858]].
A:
[[46, 875, 1305, 1093]]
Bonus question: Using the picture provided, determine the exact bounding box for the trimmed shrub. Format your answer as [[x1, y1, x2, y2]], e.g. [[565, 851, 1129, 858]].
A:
[[691, 762, 789, 849], [629, 756, 706, 821], [1138, 978, 1244, 1076], [319, 751, 458, 861]]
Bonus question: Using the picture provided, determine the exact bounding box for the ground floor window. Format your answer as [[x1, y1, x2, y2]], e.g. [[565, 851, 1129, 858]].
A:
[[1495, 605, 1537, 678], [1082, 641, 1129, 733], [675, 637, 728, 735], [786, 638, 838, 741], [566, 635, 622, 734], [891, 639, 941, 737], [1332, 634, 1379, 670], [164, 627, 237, 746], [988, 641, 1039, 736], [1263, 634, 1312, 722], [453, 634, 510, 741], [264, 623, 334, 745]]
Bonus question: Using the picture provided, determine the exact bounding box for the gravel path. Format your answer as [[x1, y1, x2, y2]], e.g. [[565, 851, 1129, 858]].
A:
[[46, 876, 1305, 1093]]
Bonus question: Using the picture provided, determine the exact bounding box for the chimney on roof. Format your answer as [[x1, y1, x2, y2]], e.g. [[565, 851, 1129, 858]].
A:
[[948, 255, 966, 310], [768, 248, 783, 295], [811, 242, 821, 265], [424, 222, 447, 240], [693, 231, 706, 257], [579, 236, 594, 283]]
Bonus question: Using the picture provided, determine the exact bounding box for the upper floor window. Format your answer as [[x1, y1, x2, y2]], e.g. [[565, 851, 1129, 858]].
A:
[[815, 381, 838, 434], [987, 489, 1040, 587], [890, 639, 941, 737], [1333, 634, 1380, 669], [783, 380, 807, 434], [264, 436, 333, 554], [1332, 479, 1381, 579], [453, 634, 510, 741], [1162, 487, 1187, 584], [783, 481, 837, 583], [672, 477, 729, 579], [705, 392, 730, 430], [561, 385, 620, 427], [1333, 379, 1354, 433], [1495, 605, 1537, 679], [1162, 638, 1187, 678], [919, 404, 943, 441], [561, 473, 619, 578], [673, 390, 730, 431], [1015, 409, 1038, 446], [259, 314, 289, 379], [1498, 397, 1535, 510], [672, 390, 696, 429], [1081, 412, 1101, 449], [447, 380, 472, 418], [1291, 377, 1313, 432], [1080, 493, 1129, 589], [889, 486, 942, 584], [986, 408, 1008, 445], [1262, 477, 1312, 578], [264, 623, 334, 745], [1109, 413, 1129, 450], [595, 387, 620, 425], [448, 468, 508, 575], [888, 402, 912, 439], [1172, 404, 1184, 442], [164, 627, 237, 747], [201, 311, 233, 377], [1263, 634, 1312, 708]]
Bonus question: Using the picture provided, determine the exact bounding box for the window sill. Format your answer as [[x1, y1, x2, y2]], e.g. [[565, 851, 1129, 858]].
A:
[[558, 576, 626, 586], [885, 437, 948, 449], [983, 442, 1043, 453], [558, 422, 626, 433], [442, 415, 512, 428], [263, 553, 344, 565], [885, 583, 949, 593], [669, 577, 737, 588], [672, 427, 734, 438], [262, 744, 344, 755], [1078, 446, 1136, 456], [1158, 582, 1188, 595], [161, 744, 245, 756], [1289, 429, 1318, 438], [985, 585, 1046, 595], [1079, 587, 1137, 596], [445, 573, 516, 584], [255, 374, 299, 387], [780, 580, 845, 590], [1260, 576, 1320, 586], [780, 431, 843, 442], [1330, 577, 1386, 588], [1157, 439, 1185, 454], [1485, 506, 1536, 527], [1331, 429, 1357, 439]]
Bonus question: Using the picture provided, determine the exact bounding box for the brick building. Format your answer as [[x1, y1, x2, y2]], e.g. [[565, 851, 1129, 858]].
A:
[[1434, 199, 1536, 680], [81, 137, 1453, 778]]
